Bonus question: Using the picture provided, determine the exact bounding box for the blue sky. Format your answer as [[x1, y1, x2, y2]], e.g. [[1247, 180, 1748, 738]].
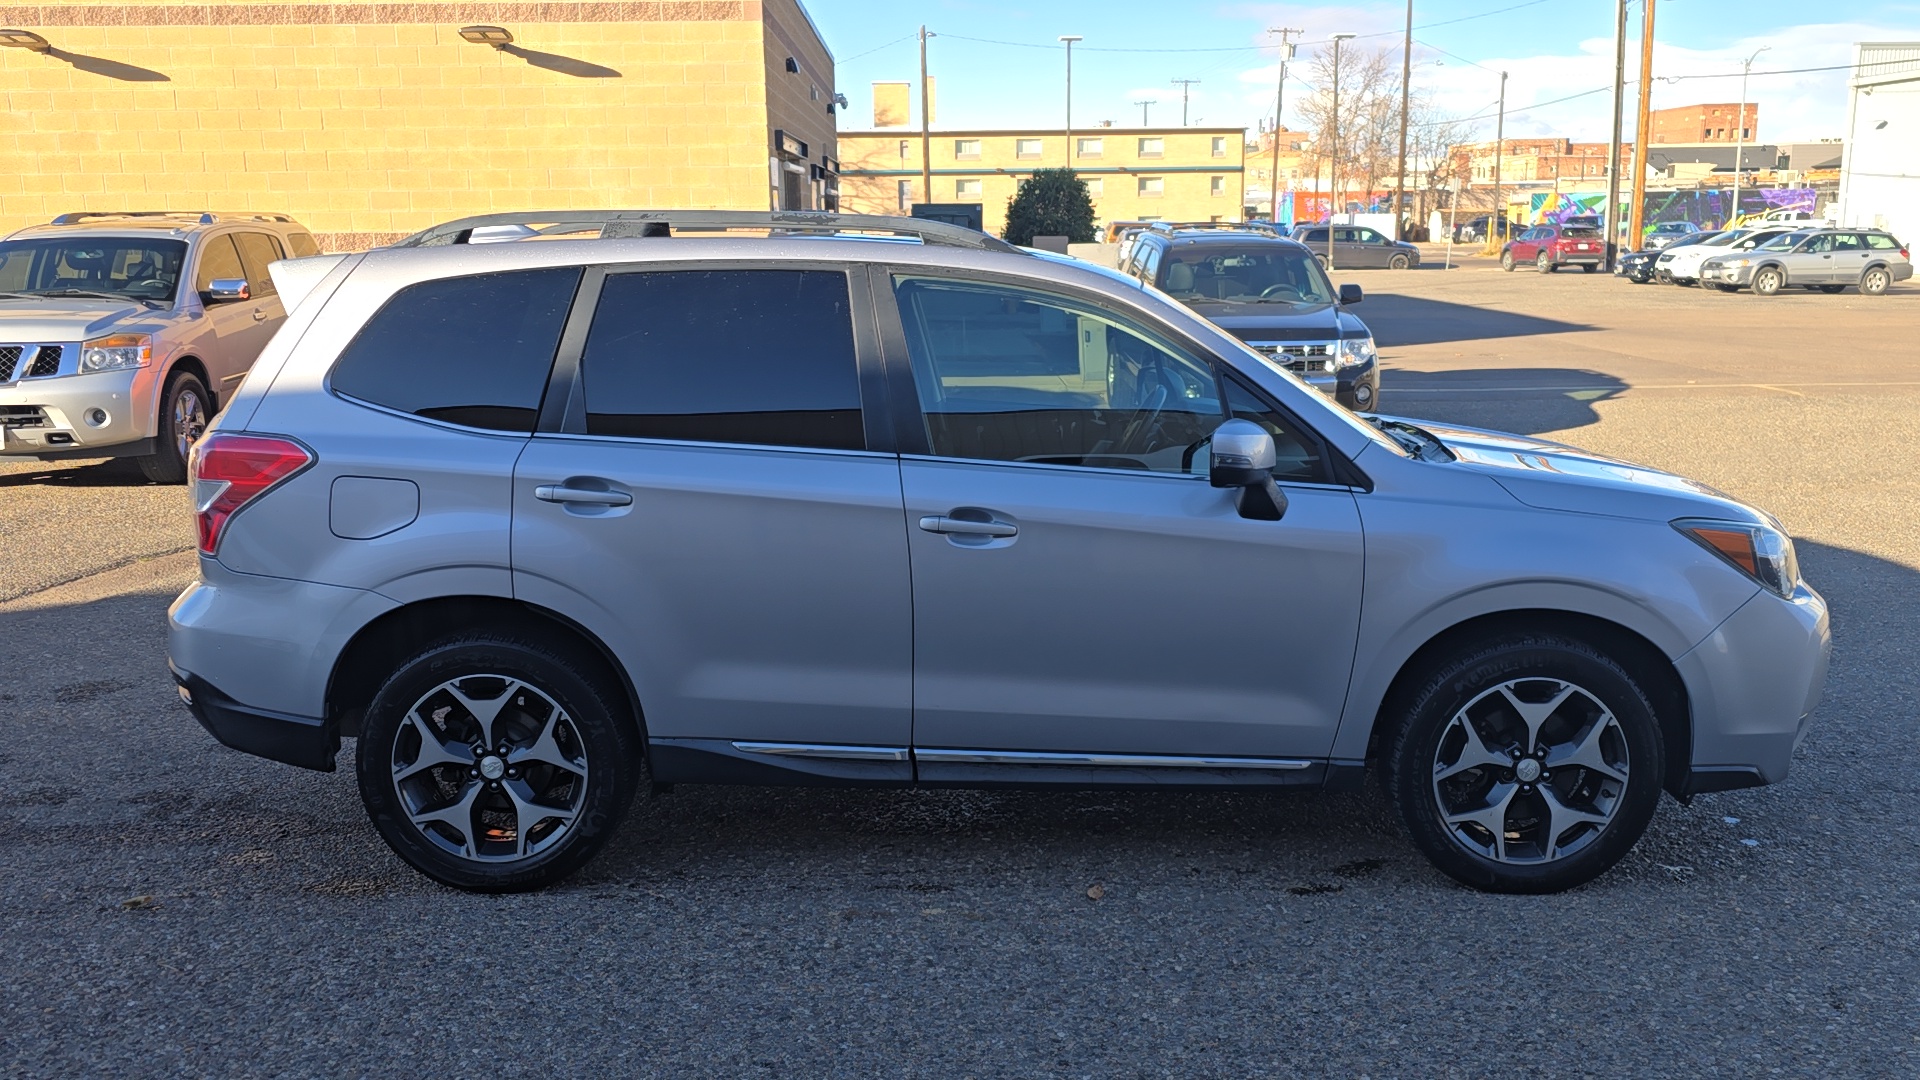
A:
[[805, 0, 1920, 142]]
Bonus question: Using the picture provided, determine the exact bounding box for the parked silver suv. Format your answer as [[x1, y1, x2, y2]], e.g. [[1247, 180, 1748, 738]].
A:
[[167, 210, 1829, 895], [0, 211, 319, 481]]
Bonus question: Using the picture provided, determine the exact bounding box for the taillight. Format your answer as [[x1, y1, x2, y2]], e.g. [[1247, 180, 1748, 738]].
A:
[[190, 432, 314, 555]]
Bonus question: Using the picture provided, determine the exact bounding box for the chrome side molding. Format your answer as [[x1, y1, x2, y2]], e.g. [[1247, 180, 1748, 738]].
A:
[[731, 742, 911, 763], [911, 748, 1314, 770]]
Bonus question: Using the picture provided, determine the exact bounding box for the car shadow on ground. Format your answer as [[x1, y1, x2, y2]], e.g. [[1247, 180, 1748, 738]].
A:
[[0, 458, 154, 488], [1358, 292, 1594, 346], [1376, 367, 1628, 435]]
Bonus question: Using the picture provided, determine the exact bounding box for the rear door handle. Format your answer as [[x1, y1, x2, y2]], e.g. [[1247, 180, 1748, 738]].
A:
[[919, 514, 1017, 538], [536, 484, 632, 507]]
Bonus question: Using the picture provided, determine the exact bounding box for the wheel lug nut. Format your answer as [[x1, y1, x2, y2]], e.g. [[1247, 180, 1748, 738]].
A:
[[489, 781, 500, 790], [469, 767, 479, 778]]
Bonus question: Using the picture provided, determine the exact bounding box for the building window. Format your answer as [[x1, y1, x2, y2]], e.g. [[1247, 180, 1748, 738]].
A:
[[1210, 176, 1225, 197], [1016, 138, 1043, 159], [1077, 137, 1103, 158], [954, 139, 981, 159], [897, 180, 912, 210], [1138, 137, 1164, 158], [1138, 176, 1164, 197], [956, 178, 982, 199], [1085, 178, 1103, 196], [1741, 127, 1750, 140], [899, 140, 910, 159], [1211, 136, 1227, 158]]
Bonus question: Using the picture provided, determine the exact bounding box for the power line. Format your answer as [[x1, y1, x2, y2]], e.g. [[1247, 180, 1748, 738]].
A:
[[838, 34, 918, 64]]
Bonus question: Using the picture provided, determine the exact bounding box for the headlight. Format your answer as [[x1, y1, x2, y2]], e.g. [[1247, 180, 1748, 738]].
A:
[[1724, 258, 1752, 268], [1673, 518, 1799, 598], [80, 333, 152, 372], [1336, 336, 1376, 369]]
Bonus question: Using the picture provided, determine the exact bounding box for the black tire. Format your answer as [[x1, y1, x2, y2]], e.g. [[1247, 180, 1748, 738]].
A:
[[1753, 267, 1784, 296], [1501, 250, 1515, 272], [1581, 264, 1597, 273], [356, 633, 643, 892], [137, 371, 211, 484], [1537, 252, 1555, 273], [1384, 632, 1665, 894], [1818, 285, 1845, 294], [1861, 267, 1891, 296], [1388, 253, 1411, 270]]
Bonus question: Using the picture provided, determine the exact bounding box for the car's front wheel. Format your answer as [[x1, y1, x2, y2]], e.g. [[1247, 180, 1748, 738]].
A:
[[1753, 267, 1784, 296], [1861, 267, 1892, 296], [1389, 253, 1411, 270], [138, 370, 211, 484], [356, 634, 643, 892], [1386, 632, 1665, 894], [1501, 250, 1515, 272]]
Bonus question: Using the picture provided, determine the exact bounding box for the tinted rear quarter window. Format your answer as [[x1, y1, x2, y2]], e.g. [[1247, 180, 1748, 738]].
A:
[[287, 232, 321, 258], [329, 267, 580, 432], [578, 269, 864, 451], [1865, 233, 1899, 250]]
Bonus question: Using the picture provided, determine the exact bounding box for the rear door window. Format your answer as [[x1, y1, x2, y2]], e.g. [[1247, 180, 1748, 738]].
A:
[[577, 269, 865, 451], [329, 267, 580, 432]]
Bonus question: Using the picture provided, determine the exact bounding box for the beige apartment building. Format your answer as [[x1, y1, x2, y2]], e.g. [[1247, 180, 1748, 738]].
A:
[[0, 0, 839, 249], [839, 126, 1247, 237]]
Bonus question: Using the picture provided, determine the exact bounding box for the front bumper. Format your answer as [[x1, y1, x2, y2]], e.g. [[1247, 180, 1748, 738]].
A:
[[1698, 263, 1754, 286], [1673, 581, 1830, 792], [0, 366, 154, 457], [1296, 360, 1380, 410]]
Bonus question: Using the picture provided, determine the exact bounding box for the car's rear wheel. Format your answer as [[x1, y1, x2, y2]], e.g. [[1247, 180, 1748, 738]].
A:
[[137, 370, 210, 484], [1819, 285, 1846, 294], [1861, 267, 1891, 296], [1501, 251, 1515, 272], [1389, 253, 1411, 270], [1581, 264, 1597, 273], [1537, 252, 1555, 273], [356, 634, 642, 892], [1753, 267, 1784, 296], [1385, 632, 1665, 894]]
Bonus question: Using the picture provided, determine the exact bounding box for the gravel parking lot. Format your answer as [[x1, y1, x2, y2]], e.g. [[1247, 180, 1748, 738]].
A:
[[4, 262, 1917, 1076]]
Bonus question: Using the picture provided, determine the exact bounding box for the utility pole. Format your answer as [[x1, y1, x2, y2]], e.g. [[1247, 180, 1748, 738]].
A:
[[1394, 0, 1413, 240], [1487, 70, 1507, 255], [918, 26, 932, 208], [1135, 99, 1156, 126], [1628, 0, 1656, 254], [1604, 0, 1626, 269], [1059, 35, 1082, 168], [1732, 45, 1770, 229], [1328, 32, 1356, 269], [1268, 28, 1302, 222], [1172, 79, 1201, 126]]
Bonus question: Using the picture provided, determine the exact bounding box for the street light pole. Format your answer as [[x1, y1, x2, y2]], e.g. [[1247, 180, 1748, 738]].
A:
[[1328, 32, 1356, 270], [1268, 28, 1301, 222], [1394, 0, 1413, 240], [1604, 0, 1627, 269], [1488, 70, 1507, 255], [1059, 35, 1082, 169], [1732, 45, 1770, 229], [919, 25, 932, 208]]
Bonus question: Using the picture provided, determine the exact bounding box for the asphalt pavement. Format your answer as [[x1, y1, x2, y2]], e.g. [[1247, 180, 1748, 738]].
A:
[[3, 265, 1917, 1076]]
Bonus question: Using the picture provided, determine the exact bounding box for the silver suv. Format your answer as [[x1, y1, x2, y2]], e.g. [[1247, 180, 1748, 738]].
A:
[[167, 210, 1830, 895], [1, 211, 319, 481]]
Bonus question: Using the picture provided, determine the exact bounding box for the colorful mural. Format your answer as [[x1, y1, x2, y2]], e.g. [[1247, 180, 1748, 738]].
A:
[[1527, 187, 1819, 232], [1275, 191, 1394, 225]]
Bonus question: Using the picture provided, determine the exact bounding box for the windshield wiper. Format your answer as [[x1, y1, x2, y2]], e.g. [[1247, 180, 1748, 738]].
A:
[[1367, 417, 1454, 461], [25, 288, 162, 308]]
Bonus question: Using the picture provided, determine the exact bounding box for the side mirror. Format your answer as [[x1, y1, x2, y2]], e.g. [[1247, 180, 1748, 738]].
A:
[[206, 278, 250, 303], [1208, 419, 1288, 522], [1339, 283, 1363, 305]]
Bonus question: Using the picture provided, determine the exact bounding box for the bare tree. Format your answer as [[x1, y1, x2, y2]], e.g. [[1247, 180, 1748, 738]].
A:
[[1295, 45, 1399, 212], [1407, 93, 1476, 222]]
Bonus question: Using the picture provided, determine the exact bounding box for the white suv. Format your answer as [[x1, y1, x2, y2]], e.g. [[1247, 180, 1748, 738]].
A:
[[1655, 224, 1797, 285]]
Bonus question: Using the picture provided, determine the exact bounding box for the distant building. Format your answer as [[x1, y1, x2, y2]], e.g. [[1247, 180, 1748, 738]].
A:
[[838, 126, 1246, 237], [1837, 42, 1920, 242], [1649, 102, 1758, 144], [0, 0, 840, 249]]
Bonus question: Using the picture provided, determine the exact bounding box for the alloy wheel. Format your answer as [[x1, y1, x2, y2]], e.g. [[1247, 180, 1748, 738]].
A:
[[172, 385, 208, 463], [1430, 677, 1628, 865], [1754, 268, 1782, 296], [390, 674, 591, 862], [1863, 268, 1890, 295]]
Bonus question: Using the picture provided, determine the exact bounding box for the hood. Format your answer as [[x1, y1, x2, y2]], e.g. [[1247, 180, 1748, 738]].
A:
[[1387, 416, 1766, 525], [0, 296, 158, 342], [1200, 303, 1366, 341]]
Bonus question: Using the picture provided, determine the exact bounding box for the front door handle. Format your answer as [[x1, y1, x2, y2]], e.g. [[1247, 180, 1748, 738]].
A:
[[919, 514, 1017, 538], [536, 484, 632, 507]]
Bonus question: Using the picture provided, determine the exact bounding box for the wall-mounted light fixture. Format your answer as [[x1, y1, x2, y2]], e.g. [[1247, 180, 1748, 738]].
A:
[[458, 25, 514, 48], [0, 28, 52, 51], [784, 56, 799, 73]]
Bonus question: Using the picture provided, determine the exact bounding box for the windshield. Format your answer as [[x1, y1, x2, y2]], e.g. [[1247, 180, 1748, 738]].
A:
[[0, 237, 187, 303], [1758, 231, 1812, 251], [1700, 230, 1749, 247], [1157, 245, 1334, 307]]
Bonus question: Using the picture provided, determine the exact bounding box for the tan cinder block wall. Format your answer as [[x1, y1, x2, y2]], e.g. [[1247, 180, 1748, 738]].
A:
[[840, 127, 1245, 237], [0, 1, 837, 249]]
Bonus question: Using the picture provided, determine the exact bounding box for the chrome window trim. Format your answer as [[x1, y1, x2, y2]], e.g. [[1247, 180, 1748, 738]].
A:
[[533, 430, 898, 460], [912, 748, 1313, 770], [731, 742, 910, 762]]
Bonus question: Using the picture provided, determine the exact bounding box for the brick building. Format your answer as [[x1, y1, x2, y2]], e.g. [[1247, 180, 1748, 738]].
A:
[[0, 0, 839, 249], [1650, 102, 1758, 144], [838, 125, 1247, 237]]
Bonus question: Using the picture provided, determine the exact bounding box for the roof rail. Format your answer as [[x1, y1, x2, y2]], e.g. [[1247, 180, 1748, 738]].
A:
[[1148, 220, 1285, 238], [391, 209, 1022, 254], [49, 211, 293, 225]]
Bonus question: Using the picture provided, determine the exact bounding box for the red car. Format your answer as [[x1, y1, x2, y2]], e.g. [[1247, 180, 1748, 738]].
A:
[[1502, 224, 1606, 273]]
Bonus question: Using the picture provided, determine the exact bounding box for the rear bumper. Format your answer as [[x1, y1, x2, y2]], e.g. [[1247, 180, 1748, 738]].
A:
[[172, 663, 339, 771]]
